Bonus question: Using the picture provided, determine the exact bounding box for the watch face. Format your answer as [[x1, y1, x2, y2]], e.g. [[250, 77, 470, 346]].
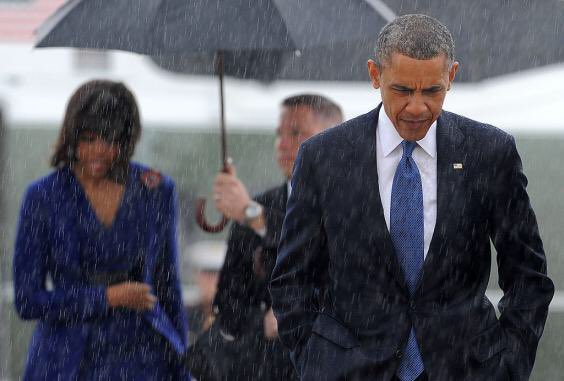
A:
[[245, 202, 261, 219]]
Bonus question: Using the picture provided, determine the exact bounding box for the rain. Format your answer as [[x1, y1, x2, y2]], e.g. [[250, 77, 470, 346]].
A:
[[0, 0, 563, 380]]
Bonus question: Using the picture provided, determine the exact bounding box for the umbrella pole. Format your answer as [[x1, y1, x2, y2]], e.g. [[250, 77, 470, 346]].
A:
[[195, 50, 229, 233], [218, 50, 228, 171]]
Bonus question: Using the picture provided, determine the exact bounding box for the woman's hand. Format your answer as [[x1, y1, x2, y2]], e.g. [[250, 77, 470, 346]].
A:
[[106, 282, 157, 311]]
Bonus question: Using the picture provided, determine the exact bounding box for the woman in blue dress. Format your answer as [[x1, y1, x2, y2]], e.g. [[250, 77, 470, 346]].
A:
[[13, 80, 189, 380]]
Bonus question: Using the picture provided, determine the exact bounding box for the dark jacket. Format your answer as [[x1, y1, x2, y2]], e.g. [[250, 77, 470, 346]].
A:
[[214, 184, 287, 334], [210, 183, 296, 380], [270, 105, 554, 381]]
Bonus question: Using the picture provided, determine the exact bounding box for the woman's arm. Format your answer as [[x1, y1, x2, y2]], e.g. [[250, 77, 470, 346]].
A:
[[13, 185, 109, 323], [153, 180, 188, 347]]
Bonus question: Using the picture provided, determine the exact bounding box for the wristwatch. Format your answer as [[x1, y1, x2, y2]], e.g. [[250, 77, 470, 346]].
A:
[[243, 201, 263, 225]]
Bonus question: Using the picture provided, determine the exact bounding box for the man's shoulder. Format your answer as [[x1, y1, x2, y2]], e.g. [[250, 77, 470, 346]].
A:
[[441, 109, 512, 141], [304, 108, 378, 150], [441, 110, 517, 165], [253, 183, 286, 208]]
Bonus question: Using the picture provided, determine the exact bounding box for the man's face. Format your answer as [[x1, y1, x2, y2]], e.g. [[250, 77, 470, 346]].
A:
[[368, 53, 458, 141], [275, 105, 324, 179]]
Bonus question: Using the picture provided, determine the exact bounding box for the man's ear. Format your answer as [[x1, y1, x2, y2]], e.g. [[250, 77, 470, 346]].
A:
[[367, 59, 381, 89], [447, 61, 459, 90]]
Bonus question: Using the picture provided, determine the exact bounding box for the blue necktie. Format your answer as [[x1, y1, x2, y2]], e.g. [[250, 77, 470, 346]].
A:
[[390, 141, 425, 381]]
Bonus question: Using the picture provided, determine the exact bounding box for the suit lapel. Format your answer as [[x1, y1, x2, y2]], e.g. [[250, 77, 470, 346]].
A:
[[346, 105, 409, 293], [419, 112, 466, 290], [346, 109, 467, 295]]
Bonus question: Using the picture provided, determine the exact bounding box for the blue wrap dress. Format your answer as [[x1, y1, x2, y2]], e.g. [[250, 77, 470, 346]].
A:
[[14, 163, 189, 380]]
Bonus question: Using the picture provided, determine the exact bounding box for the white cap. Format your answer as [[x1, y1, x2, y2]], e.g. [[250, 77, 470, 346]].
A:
[[186, 240, 227, 271]]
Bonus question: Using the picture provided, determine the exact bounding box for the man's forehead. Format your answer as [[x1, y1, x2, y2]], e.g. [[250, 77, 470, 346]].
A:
[[382, 52, 451, 71], [379, 53, 452, 86]]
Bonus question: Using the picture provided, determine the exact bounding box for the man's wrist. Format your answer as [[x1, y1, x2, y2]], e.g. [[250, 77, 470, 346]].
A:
[[243, 201, 263, 225], [248, 213, 266, 235]]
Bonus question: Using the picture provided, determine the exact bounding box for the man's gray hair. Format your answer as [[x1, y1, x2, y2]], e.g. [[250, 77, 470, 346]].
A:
[[375, 14, 455, 68]]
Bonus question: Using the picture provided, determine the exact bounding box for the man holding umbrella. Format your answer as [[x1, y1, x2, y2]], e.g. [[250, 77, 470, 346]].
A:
[[271, 14, 554, 381], [207, 94, 343, 380]]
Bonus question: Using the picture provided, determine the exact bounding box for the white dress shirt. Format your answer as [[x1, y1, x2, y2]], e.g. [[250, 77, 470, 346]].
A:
[[376, 108, 437, 258]]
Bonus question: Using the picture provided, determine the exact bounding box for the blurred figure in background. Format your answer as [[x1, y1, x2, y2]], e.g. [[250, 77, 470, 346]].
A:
[[185, 240, 227, 341], [199, 94, 343, 380], [13, 80, 189, 380]]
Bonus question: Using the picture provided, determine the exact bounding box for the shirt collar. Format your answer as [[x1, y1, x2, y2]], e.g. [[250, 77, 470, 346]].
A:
[[377, 107, 437, 158]]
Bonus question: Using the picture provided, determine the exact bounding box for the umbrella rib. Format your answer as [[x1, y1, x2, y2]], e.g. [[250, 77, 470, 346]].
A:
[[365, 0, 397, 22], [269, 0, 300, 50]]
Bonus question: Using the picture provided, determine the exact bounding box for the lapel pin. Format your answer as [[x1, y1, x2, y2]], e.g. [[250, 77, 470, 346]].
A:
[[453, 163, 463, 170]]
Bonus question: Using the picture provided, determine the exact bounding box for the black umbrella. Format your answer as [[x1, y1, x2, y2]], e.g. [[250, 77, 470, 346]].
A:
[[35, 0, 389, 231], [153, 0, 564, 82]]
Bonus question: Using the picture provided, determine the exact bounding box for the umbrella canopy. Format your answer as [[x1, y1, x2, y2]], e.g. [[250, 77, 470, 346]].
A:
[[36, 0, 385, 55], [153, 0, 564, 82], [35, 0, 389, 232]]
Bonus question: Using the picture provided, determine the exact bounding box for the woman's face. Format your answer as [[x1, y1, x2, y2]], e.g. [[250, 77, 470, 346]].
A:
[[75, 131, 120, 180]]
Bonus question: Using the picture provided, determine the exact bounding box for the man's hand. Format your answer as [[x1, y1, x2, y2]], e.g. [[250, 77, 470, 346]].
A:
[[263, 308, 279, 340], [106, 282, 157, 311], [213, 164, 252, 224]]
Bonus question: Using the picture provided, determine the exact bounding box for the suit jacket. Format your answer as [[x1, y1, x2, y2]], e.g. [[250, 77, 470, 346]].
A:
[[208, 184, 296, 380], [214, 183, 288, 335], [270, 105, 554, 381], [13, 163, 188, 380]]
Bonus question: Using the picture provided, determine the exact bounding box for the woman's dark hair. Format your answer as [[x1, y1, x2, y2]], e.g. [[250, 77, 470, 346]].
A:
[[51, 80, 141, 183]]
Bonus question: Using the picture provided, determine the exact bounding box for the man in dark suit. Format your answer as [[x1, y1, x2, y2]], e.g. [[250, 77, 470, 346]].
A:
[[270, 14, 554, 381], [210, 94, 343, 379]]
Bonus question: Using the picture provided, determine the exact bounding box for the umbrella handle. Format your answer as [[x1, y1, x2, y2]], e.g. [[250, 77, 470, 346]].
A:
[[195, 197, 229, 233]]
